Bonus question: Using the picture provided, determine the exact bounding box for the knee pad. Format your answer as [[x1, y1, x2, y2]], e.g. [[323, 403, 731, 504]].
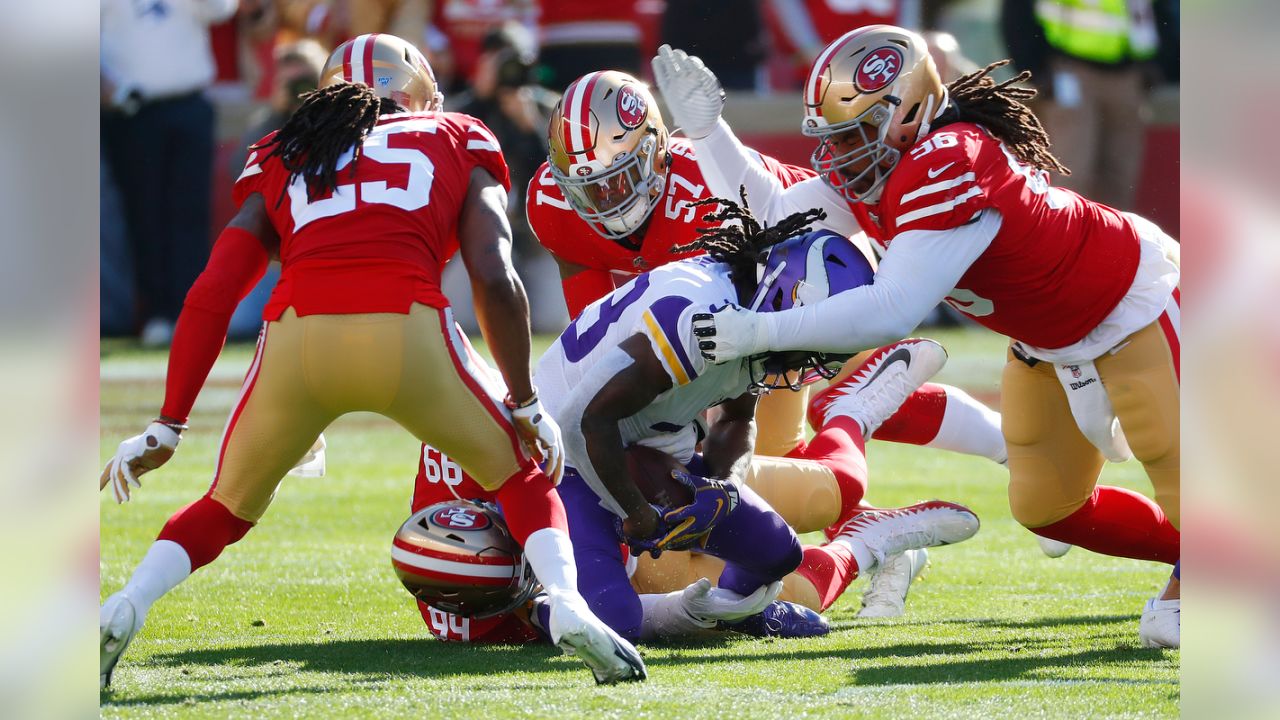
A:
[[745, 457, 841, 533]]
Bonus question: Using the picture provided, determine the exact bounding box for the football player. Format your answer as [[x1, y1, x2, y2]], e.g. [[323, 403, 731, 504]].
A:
[[98, 34, 646, 688], [535, 201, 981, 643], [662, 26, 1181, 647]]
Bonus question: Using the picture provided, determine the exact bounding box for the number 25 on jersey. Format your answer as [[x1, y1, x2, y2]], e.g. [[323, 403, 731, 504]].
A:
[[287, 119, 439, 229]]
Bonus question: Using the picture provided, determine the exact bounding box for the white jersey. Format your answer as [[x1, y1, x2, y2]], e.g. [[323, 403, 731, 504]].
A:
[[535, 257, 753, 515]]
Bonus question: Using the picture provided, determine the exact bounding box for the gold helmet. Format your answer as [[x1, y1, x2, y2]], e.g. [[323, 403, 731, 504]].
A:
[[802, 25, 947, 203], [391, 501, 538, 618], [547, 71, 669, 240], [321, 34, 443, 112]]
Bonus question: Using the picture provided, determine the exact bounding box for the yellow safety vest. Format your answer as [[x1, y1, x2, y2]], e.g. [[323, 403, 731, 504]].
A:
[[1035, 0, 1158, 64]]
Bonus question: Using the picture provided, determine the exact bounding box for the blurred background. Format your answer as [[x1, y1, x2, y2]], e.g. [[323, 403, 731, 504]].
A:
[[98, 0, 1181, 343]]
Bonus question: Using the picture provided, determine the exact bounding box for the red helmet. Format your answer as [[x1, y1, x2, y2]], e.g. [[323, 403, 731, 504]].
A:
[[391, 501, 537, 618]]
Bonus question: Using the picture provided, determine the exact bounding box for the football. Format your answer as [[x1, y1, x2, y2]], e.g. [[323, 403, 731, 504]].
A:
[[625, 444, 694, 509]]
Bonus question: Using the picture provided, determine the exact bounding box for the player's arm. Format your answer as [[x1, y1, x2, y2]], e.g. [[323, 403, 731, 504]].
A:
[[699, 390, 758, 484], [459, 166, 536, 403], [653, 47, 859, 233], [696, 210, 1004, 361], [574, 334, 674, 538], [102, 195, 274, 501], [459, 166, 564, 479], [554, 255, 616, 320]]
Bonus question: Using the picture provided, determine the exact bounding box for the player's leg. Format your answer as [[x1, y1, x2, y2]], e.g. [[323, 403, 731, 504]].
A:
[[742, 455, 842, 534], [387, 305, 644, 681], [753, 385, 811, 457], [1002, 348, 1179, 563], [102, 316, 334, 686], [698, 480, 804, 595], [1094, 300, 1182, 647]]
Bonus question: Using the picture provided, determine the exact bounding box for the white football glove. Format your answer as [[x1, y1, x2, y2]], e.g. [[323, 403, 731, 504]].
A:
[[100, 421, 183, 503], [691, 304, 771, 364], [680, 577, 783, 623], [510, 394, 565, 485], [287, 433, 327, 478], [651, 44, 725, 140]]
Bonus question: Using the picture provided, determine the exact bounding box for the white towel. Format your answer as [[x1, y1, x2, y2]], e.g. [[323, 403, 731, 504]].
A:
[[1052, 361, 1133, 463]]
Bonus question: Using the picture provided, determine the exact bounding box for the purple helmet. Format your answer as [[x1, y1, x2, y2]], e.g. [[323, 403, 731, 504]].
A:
[[747, 229, 874, 391]]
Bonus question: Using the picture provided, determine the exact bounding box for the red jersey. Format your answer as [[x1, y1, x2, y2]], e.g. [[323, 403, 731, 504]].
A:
[[410, 446, 541, 645], [233, 112, 511, 319], [527, 138, 813, 315], [850, 122, 1141, 349]]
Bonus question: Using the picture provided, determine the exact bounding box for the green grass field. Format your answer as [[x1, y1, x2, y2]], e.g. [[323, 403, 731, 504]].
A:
[[99, 329, 1178, 719]]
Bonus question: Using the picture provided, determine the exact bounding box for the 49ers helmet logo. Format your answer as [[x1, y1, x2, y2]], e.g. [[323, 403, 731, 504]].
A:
[[429, 506, 492, 531], [855, 47, 904, 93], [616, 85, 647, 129]]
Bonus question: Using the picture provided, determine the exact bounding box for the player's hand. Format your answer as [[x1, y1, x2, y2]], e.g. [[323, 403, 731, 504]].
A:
[[659, 471, 740, 549], [509, 393, 565, 485], [692, 304, 770, 364], [651, 44, 725, 140], [618, 504, 670, 559], [680, 578, 784, 623], [100, 421, 183, 503]]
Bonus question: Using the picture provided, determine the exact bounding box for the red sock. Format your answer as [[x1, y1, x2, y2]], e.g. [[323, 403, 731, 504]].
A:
[[794, 543, 862, 612], [156, 495, 254, 571], [801, 415, 868, 528], [495, 466, 569, 546], [873, 382, 946, 445], [1033, 486, 1180, 564]]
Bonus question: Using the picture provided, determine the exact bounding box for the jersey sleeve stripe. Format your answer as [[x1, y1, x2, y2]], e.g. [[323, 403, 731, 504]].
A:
[[466, 125, 501, 152], [899, 172, 977, 203], [897, 185, 983, 225], [642, 309, 693, 386]]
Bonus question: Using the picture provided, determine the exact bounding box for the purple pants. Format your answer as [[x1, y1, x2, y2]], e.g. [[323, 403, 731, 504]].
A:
[[553, 458, 802, 642]]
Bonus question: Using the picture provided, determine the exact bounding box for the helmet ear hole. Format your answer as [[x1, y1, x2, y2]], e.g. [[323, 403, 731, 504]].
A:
[[902, 102, 920, 125]]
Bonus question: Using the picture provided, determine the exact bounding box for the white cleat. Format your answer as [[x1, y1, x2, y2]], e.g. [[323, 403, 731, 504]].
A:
[[808, 339, 949, 436], [548, 595, 647, 684], [833, 500, 980, 572], [1036, 535, 1074, 558], [1139, 597, 1180, 649], [100, 593, 143, 689], [858, 548, 929, 618]]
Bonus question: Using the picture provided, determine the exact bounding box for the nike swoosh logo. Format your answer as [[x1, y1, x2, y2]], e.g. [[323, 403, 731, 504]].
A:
[[928, 163, 955, 179], [859, 348, 912, 391]]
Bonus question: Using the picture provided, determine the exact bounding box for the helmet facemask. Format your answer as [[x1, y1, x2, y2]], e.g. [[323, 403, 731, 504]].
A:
[[808, 101, 901, 205], [552, 130, 665, 240]]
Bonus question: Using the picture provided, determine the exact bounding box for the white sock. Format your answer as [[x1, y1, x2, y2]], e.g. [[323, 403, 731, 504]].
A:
[[522, 527, 580, 601], [928, 386, 1008, 464], [828, 535, 877, 575], [119, 540, 192, 621]]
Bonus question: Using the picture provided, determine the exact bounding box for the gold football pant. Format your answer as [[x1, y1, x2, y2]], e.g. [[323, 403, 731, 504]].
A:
[[1003, 299, 1181, 530], [753, 386, 811, 457], [210, 304, 529, 522]]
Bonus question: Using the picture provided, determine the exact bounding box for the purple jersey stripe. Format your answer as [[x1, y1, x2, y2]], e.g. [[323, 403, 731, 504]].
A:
[[647, 295, 698, 382]]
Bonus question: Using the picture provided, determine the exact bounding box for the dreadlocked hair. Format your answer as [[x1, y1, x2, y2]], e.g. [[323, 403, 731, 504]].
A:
[[672, 186, 827, 288], [252, 82, 403, 205], [945, 59, 1069, 175]]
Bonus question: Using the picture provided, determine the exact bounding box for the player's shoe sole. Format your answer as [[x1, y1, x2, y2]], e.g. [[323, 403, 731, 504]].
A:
[[858, 547, 929, 618], [549, 597, 647, 684], [808, 339, 948, 435], [100, 593, 141, 689], [556, 625, 648, 684], [834, 500, 980, 569]]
